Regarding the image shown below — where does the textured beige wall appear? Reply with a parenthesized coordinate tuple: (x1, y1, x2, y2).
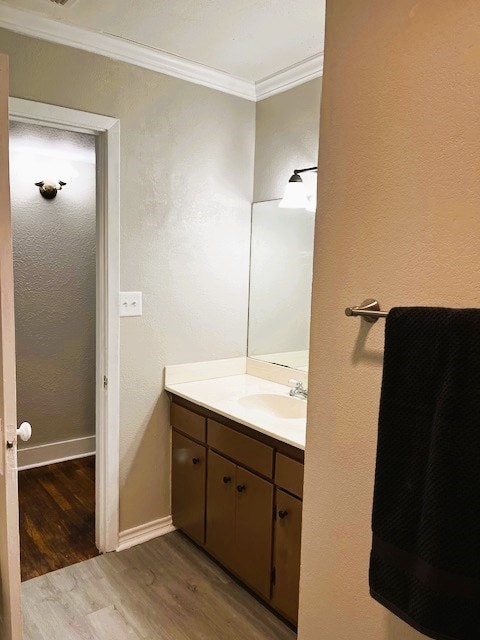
(10, 122, 96, 449)
(299, 1, 480, 639)
(0, 29, 255, 531)
(253, 78, 322, 202)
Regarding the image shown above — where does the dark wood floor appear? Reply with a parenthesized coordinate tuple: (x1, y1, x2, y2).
(18, 456, 99, 582)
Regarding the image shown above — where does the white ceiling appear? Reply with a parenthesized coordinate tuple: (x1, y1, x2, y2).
(2, 0, 325, 81)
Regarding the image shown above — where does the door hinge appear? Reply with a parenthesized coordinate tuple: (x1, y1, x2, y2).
(271, 566, 276, 586)
(103, 375, 108, 389)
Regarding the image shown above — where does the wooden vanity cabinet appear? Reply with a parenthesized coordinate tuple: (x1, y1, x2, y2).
(275, 453, 304, 499)
(172, 430, 206, 545)
(171, 403, 206, 441)
(206, 451, 274, 599)
(272, 489, 303, 623)
(234, 466, 274, 599)
(206, 450, 236, 567)
(170, 398, 304, 625)
(208, 419, 274, 478)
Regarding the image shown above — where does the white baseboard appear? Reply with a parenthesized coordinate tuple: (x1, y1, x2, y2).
(117, 516, 176, 552)
(17, 435, 96, 471)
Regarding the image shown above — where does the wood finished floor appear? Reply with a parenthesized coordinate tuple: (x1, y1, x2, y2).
(22, 531, 297, 640)
(19, 456, 99, 582)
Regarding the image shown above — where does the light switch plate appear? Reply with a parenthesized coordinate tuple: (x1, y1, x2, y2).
(120, 292, 143, 317)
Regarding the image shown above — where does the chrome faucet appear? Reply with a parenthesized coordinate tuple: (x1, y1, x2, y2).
(288, 379, 308, 400)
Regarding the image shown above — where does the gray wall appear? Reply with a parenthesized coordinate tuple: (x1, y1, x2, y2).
(254, 78, 322, 202)
(1, 28, 255, 532)
(10, 122, 96, 449)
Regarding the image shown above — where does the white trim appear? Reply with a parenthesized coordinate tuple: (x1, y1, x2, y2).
(253, 350, 309, 370)
(0, 3, 322, 101)
(165, 357, 246, 386)
(165, 356, 308, 387)
(117, 516, 176, 552)
(0, 4, 255, 101)
(246, 357, 308, 386)
(8, 98, 121, 554)
(255, 53, 324, 101)
(9, 97, 118, 133)
(95, 117, 120, 555)
(17, 436, 95, 471)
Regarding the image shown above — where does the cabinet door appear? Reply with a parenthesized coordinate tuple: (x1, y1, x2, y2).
(234, 466, 274, 599)
(271, 489, 303, 624)
(205, 450, 236, 567)
(172, 431, 206, 544)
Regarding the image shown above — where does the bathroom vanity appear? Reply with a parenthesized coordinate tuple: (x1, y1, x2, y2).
(167, 373, 305, 626)
(166, 196, 313, 627)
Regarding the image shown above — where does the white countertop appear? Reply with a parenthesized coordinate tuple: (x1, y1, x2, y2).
(165, 374, 306, 450)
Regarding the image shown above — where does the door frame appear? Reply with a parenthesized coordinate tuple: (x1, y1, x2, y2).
(8, 98, 120, 553)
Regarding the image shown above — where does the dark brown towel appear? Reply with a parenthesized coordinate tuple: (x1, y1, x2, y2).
(370, 307, 480, 640)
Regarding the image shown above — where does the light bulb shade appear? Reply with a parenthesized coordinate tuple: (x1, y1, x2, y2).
(279, 174, 309, 209)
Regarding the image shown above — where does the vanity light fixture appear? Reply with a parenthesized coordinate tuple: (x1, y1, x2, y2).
(279, 166, 318, 210)
(34, 180, 67, 200)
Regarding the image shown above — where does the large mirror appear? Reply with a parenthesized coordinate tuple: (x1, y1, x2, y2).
(247, 200, 315, 372)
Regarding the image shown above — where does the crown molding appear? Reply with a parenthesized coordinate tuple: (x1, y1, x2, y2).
(255, 53, 324, 101)
(0, 3, 322, 102)
(0, 3, 256, 101)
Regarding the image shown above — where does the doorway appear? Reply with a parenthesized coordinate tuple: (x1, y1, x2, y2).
(8, 98, 121, 561)
(9, 121, 98, 580)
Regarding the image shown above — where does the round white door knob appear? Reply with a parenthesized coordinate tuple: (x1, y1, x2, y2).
(17, 422, 32, 442)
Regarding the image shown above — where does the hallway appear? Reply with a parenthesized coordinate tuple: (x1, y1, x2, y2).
(19, 457, 98, 581)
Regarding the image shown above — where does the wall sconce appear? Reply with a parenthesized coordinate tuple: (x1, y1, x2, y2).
(279, 166, 318, 211)
(34, 180, 67, 200)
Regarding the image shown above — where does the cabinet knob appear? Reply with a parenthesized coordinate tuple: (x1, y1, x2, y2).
(192, 457, 201, 465)
(236, 484, 246, 493)
(278, 510, 288, 519)
(223, 476, 232, 484)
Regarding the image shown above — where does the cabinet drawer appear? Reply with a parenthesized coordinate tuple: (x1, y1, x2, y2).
(275, 453, 304, 499)
(171, 403, 206, 442)
(208, 419, 274, 478)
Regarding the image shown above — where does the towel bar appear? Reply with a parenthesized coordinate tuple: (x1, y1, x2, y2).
(345, 299, 389, 323)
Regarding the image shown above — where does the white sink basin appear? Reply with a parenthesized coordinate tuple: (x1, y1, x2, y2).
(238, 393, 307, 420)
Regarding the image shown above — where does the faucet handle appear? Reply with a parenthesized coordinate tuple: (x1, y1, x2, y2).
(288, 379, 308, 398)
